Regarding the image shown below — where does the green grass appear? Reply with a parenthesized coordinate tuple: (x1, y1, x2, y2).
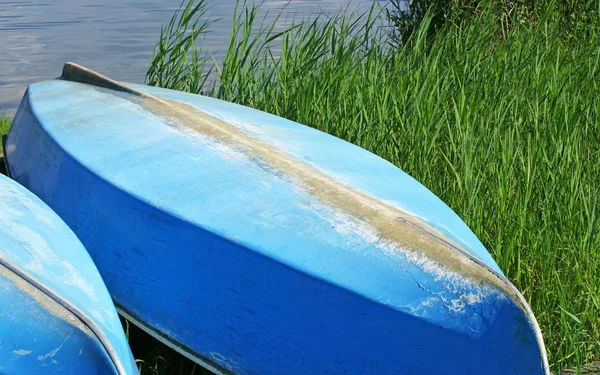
(122, 319, 211, 375)
(0, 116, 10, 154)
(0, 115, 10, 166)
(0, 116, 9, 132)
(146, 1, 599, 373)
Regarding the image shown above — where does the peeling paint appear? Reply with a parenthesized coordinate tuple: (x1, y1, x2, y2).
(210, 352, 241, 373)
(12, 349, 32, 356)
(37, 336, 69, 361)
(0, 218, 98, 302)
(0, 262, 94, 338)
(0, 182, 98, 303)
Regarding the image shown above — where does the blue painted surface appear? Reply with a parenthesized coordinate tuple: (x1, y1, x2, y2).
(130, 83, 501, 274)
(0, 173, 137, 374)
(0, 262, 116, 374)
(5, 77, 549, 374)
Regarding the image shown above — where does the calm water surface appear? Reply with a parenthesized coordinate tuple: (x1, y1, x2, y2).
(0, 0, 381, 114)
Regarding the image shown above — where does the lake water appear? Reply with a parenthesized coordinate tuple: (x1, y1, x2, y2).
(0, 0, 384, 115)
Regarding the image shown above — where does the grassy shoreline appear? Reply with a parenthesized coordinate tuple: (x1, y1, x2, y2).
(0, 116, 10, 161)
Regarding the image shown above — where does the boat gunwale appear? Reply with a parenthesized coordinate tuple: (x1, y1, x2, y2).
(117, 305, 232, 375)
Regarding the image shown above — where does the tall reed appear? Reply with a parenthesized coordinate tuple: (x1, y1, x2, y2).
(146, 1, 600, 372)
(0, 116, 10, 154)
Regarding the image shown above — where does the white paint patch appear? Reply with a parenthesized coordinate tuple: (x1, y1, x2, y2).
(300, 200, 382, 250)
(210, 352, 241, 372)
(0, 180, 99, 302)
(14, 225, 97, 301)
(301, 198, 505, 315)
(37, 336, 69, 361)
(0, 183, 27, 219)
(419, 297, 437, 308)
(442, 293, 485, 313)
(178, 125, 250, 164)
(90, 307, 117, 330)
(196, 110, 263, 138)
(90, 310, 106, 326)
(5, 144, 16, 155)
(17, 196, 57, 229)
(402, 246, 505, 311)
(13, 349, 32, 356)
(461, 293, 482, 305)
(408, 297, 439, 316)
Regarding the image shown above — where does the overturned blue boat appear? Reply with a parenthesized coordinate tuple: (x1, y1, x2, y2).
(4, 63, 550, 375)
(0, 172, 137, 374)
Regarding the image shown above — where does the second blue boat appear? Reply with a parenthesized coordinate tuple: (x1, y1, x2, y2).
(0, 172, 137, 374)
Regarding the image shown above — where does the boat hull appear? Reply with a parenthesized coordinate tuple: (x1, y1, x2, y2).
(0, 261, 116, 374)
(4, 65, 549, 375)
(0, 173, 137, 374)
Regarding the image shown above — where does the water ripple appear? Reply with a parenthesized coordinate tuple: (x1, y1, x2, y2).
(0, 0, 380, 115)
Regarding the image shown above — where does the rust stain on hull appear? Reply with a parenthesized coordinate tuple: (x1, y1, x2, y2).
(60, 63, 521, 306)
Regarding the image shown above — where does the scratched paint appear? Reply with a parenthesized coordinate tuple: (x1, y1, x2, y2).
(0, 175, 101, 315)
(0, 262, 116, 373)
(0, 173, 137, 374)
(0, 259, 94, 338)
(4, 64, 549, 374)
(132, 83, 501, 274)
